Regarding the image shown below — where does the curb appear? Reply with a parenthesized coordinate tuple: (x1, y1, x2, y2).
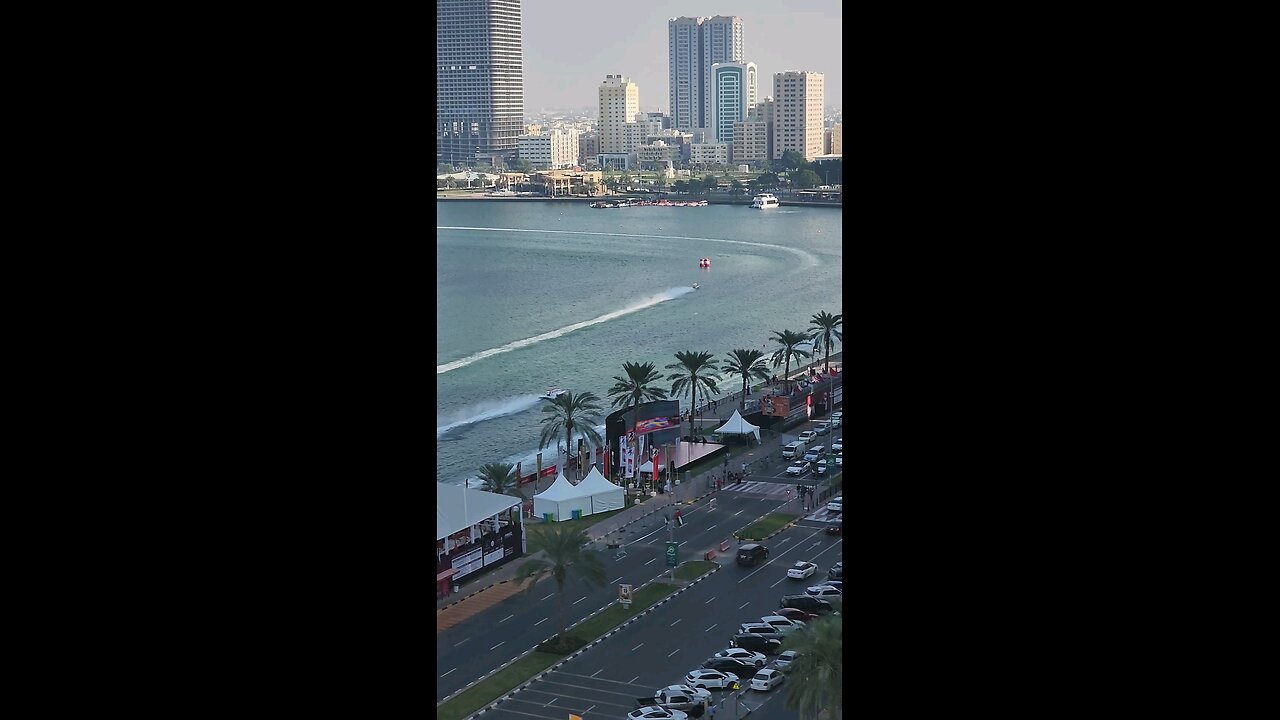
(437, 578, 514, 613)
(586, 489, 718, 545)
(464, 562, 722, 720)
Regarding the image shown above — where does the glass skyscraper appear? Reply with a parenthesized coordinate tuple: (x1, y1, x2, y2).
(667, 15, 743, 133)
(437, 0, 524, 166)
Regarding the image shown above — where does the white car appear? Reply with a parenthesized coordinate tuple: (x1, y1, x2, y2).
(831, 437, 843, 451)
(797, 430, 817, 444)
(805, 585, 842, 598)
(786, 460, 811, 476)
(816, 460, 828, 475)
(830, 412, 842, 428)
(759, 615, 807, 635)
(826, 497, 842, 512)
(749, 668, 786, 691)
(684, 670, 739, 690)
(713, 648, 766, 667)
(787, 561, 818, 579)
(834, 454, 842, 467)
(775, 650, 799, 671)
(658, 685, 712, 702)
(630, 707, 689, 720)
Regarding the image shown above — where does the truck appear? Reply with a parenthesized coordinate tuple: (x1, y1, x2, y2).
(635, 687, 709, 715)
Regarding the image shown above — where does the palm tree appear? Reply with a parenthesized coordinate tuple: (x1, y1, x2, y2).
(769, 329, 812, 390)
(783, 614, 843, 719)
(513, 523, 607, 650)
(722, 349, 771, 410)
(666, 351, 721, 435)
(538, 391, 604, 474)
(476, 462, 518, 496)
(607, 361, 669, 409)
(808, 311, 843, 373)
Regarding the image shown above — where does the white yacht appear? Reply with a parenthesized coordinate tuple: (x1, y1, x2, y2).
(751, 193, 780, 209)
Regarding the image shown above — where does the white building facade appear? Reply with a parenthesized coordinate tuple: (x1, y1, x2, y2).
(772, 71, 825, 161)
(689, 143, 729, 166)
(599, 74, 640, 154)
(517, 128, 580, 169)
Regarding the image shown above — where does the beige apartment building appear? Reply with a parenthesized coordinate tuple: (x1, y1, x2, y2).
(831, 122, 842, 154)
(517, 128, 580, 169)
(599, 74, 640, 154)
(732, 119, 770, 164)
(772, 71, 824, 161)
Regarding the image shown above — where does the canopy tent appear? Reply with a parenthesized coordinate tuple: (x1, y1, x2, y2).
(575, 466, 625, 514)
(437, 482, 522, 541)
(532, 472, 591, 521)
(713, 409, 762, 442)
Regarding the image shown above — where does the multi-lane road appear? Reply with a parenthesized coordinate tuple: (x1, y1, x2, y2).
(438, 418, 844, 709)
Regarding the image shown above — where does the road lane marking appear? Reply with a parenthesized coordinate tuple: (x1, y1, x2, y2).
(591, 669, 603, 677)
(441, 668, 456, 677)
(645, 558, 656, 565)
(586, 706, 596, 714)
(573, 597, 587, 605)
(705, 596, 716, 604)
(738, 528, 825, 583)
(739, 601, 749, 609)
(770, 577, 786, 587)
(500, 614, 515, 623)
(612, 577, 623, 584)
(810, 541, 822, 548)
(632, 643, 644, 651)
(668, 649, 680, 657)
(671, 619, 682, 626)
(534, 617, 548, 626)
(708, 524, 717, 530)
(454, 638, 469, 646)
(777, 538, 791, 545)
(490, 641, 505, 650)
(706, 623, 717, 632)
(630, 676, 641, 684)
(733, 510, 744, 516)
(541, 593, 555, 601)
(546, 698, 557, 707)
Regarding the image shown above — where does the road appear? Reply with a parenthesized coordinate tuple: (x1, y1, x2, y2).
(437, 417, 844, 703)
(471, 517, 843, 720)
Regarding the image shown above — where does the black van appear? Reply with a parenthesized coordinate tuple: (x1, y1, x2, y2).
(730, 634, 783, 655)
(736, 543, 769, 566)
(779, 594, 834, 614)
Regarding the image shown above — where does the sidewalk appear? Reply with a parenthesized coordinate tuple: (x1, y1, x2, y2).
(436, 351, 843, 614)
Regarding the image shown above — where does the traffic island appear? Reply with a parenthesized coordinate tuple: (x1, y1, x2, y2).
(739, 512, 800, 540)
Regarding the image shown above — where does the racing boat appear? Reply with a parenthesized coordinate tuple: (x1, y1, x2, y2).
(691, 283, 700, 290)
(543, 388, 567, 399)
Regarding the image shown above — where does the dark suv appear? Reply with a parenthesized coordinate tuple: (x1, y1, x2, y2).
(701, 656, 758, 673)
(828, 562, 843, 581)
(730, 634, 783, 655)
(736, 543, 769, 567)
(780, 594, 834, 614)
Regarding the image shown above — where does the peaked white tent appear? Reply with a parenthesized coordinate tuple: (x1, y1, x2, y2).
(576, 466, 625, 514)
(714, 409, 762, 442)
(532, 471, 590, 521)
(436, 482, 522, 541)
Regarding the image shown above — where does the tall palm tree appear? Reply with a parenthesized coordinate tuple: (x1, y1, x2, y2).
(538, 391, 604, 473)
(607, 361, 669, 409)
(783, 614, 843, 719)
(476, 462, 518, 496)
(666, 350, 721, 435)
(769, 329, 812, 390)
(722, 349, 771, 410)
(513, 524, 607, 650)
(808, 311, 843, 373)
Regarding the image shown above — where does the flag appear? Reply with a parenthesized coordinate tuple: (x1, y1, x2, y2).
(537, 452, 542, 478)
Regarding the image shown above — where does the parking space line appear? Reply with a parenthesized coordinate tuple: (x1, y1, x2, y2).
(541, 593, 555, 601)
(441, 667, 456, 677)
(705, 623, 717, 632)
(645, 558, 656, 565)
(704, 596, 716, 604)
(739, 601, 750, 609)
(500, 614, 515, 623)
(611, 577, 623, 584)
(490, 641, 505, 650)
(630, 675, 641, 684)
(631, 643, 644, 651)
(573, 597, 587, 605)
(668, 649, 680, 657)
(592, 669, 603, 677)
(671, 619, 681, 626)
(534, 617, 548, 626)
(454, 638, 469, 646)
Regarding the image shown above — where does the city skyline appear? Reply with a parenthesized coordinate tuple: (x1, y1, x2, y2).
(521, 1, 842, 115)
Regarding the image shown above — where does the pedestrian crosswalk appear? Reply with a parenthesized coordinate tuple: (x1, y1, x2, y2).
(721, 480, 794, 499)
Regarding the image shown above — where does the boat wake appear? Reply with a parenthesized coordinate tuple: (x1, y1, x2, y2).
(437, 287, 696, 374)
(437, 394, 544, 435)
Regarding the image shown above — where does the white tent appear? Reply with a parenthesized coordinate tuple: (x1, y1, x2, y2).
(576, 466, 625, 514)
(714, 409, 762, 442)
(532, 472, 591, 521)
(436, 482, 522, 541)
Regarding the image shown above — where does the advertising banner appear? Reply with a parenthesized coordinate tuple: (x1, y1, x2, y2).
(540, 465, 557, 478)
(762, 395, 790, 417)
(634, 415, 676, 435)
(452, 547, 484, 578)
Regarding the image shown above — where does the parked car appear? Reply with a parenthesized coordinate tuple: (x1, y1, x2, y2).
(805, 585, 842, 598)
(803, 446, 825, 462)
(714, 648, 766, 667)
(831, 436, 843, 451)
(737, 623, 784, 640)
(828, 562, 843, 581)
(759, 615, 807, 635)
(826, 496, 842, 513)
(702, 656, 759, 673)
(684, 670, 739, 690)
(775, 650, 799, 671)
(813, 421, 831, 436)
(629, 707, 688, 720)
(786, 460, 811, 476)
(774, 607, 818, 622)
(829, 412, 842, 428)
(729, 634, 783, 655)
(797, 430, 817, 444)
(816, 459, 828, 475)
(749, 668, 786, 691)
(787, 561, 818, 579)
(834, 453, 842, 467)
(780, 594, 835, 614)
(818, 580, 842, 590)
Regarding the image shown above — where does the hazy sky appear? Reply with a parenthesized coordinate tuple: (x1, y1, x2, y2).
(520, 1, 842, 115)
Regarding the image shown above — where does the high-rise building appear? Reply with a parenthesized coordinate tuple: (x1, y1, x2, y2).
(578, 133, 599, 167)
(709, 61, 757, 150)
(598, 74, 640, 154)
(668, 15, 744, 133)
(517, 128, 580, 169)
(772, 72, 824, 161)
(831, 122, 843, 154)
(437, 0, 524, 166)
(732, 119, 770, 165)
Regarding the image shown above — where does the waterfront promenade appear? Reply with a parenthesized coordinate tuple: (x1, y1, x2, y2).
(436, 351, 842, 613)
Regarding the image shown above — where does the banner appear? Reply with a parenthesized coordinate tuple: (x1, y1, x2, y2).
(536, 452, 542, 478)
(578, 438, 586, 474)
(624, 432, 636, 479)
(539, 465, 557, 478)
(762, 395, 790, 417)
(634, 415, 676, 435)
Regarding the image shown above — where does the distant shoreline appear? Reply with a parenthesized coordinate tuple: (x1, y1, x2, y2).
(435, 193, 842, 208)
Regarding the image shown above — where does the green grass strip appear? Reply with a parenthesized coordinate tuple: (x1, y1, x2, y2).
(739, 512, 800, 540)
(569, 581, 677, 639)
(436, 651, 562, 720)
(673, 560, 718, 581)
(525, 509, 626, 554)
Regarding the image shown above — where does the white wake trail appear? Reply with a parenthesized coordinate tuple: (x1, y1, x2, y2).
(437, 394, 544, 435)
(437, 287, 695, 375)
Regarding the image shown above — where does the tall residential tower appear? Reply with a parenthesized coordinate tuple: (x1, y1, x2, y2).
(437, 0, 524, 166)
(667, 15, 744, 133)
(598, 74, 640, 154)
(772, 72, 824, 161)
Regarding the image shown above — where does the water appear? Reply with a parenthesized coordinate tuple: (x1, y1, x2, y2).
(437, 200, 842, 486)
